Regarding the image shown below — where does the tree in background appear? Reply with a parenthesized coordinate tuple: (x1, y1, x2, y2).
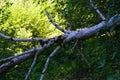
(0, 0, 120, 80)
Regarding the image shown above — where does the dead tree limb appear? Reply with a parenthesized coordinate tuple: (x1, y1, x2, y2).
(0, 13, 120, 73)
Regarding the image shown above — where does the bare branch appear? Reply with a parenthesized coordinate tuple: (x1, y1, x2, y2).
(40, 46, 60, 80)
(0, 46, 39, 73)
(0, 33, 11, 39)
(0, 33, 45, 42)
(0, 36, 59, 72)
(24, 52, 38, 80)
(90, 0, 106, 21)
(45, 10, 67, 33)
(76, 45, 90, 67)
(12, 38, 45, 42)
(0, 56, 15, 63)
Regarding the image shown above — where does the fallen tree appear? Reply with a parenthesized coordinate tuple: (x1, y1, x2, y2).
(0, 0, 120, 80)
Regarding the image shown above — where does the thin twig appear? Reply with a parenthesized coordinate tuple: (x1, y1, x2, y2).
(24, 52, 38, 80)
(40, 46, 60, 80)
(71, 40, 78, 51)
(90, 0, 106, 21)
(76, 45, 90, 67)
(45, 10, 66, 33)
(0, 33, 45, 42)
(71, 40, 90, 67)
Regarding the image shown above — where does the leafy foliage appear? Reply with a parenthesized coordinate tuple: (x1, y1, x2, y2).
(0, 0, 66, 38)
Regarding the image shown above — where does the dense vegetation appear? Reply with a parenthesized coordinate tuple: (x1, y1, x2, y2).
(0, 0, 120, 80)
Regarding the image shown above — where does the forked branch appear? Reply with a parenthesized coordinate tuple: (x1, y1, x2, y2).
(0, 13, 120, 74)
